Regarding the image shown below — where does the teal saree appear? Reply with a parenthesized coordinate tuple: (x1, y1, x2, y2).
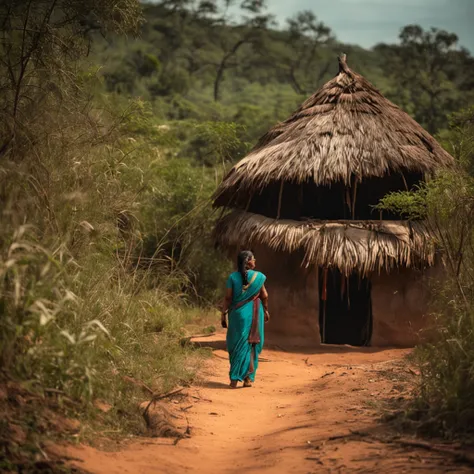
(225, 270, 266, 382)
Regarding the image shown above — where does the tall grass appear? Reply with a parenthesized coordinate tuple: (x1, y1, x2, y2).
(413, 172, 474, 437)
(0, 95, 211, 405)
(0, 2, 226, 454)
(377, 109, 474, 437)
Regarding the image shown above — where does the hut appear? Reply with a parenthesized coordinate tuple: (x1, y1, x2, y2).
(212, 55, 454, 347)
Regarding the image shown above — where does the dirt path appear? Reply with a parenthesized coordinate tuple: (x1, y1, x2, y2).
(62, 332, 473, 473)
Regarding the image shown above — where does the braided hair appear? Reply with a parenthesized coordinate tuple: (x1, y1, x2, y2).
(237, 250, 254, 286)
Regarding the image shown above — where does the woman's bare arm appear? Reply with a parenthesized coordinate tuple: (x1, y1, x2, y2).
(260, 284, 270, 322)
(221, 287, 233, 327)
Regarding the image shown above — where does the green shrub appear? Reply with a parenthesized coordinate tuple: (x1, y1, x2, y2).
(0, 2, 220, 449)
(377, 110, 474, 437)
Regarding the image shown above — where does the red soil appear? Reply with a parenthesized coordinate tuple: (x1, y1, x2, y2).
(60, 332, 473, 473)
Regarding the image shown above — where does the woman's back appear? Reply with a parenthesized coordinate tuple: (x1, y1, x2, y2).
(226, 270, 257, 296)
(226, 270, 267, 303)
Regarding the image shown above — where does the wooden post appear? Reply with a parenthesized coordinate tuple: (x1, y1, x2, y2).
(345, 187, 351, 216)
(342, 187, 347, 219)
(245, 193, 253, 212)
(321, 267, 328, 344)
(347, 272, 351, 309)
(351, 176, 358, 220)
(401, 172, 409, 191)
(322, 303, 326, 344)
(276, 180, 284, 219)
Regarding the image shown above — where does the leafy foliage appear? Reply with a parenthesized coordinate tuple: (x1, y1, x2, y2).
(93, 4, 474, 145)
(375, 189, 428, 220)
(377, 109, 474, 437)
(0, 2, 217, 464)
(438, 106, 474, 176)
(375, 26, 474, 133)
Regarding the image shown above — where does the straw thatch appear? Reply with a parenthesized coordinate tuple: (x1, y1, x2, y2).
(215, 211, 435, 276)
(213, 55, 451, 275)
(213, 54, 453, 206)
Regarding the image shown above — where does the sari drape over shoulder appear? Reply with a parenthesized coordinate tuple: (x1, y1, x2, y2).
(226, 270, 266, 382)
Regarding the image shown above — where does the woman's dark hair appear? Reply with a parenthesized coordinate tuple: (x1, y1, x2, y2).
(237, 250, 254, 286)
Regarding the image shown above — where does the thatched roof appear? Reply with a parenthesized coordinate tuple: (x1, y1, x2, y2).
(213, 55, 451, 274)
(213, 54, 453, 206)
(215, 211, 435, 276)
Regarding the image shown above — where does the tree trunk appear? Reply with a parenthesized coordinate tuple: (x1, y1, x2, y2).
(213, 61, 226, 102)
(288, 66, 305, 95)
(213, 38, 248, 102)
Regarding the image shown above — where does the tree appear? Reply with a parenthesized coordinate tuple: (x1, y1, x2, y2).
(281, 11, 334, 95)
(375, 25, 474, 134)
(0, 0, 143, 159)
(211, 0, 275, 101)
(141, 0, 221, 91)
(438, 107, 474, 177)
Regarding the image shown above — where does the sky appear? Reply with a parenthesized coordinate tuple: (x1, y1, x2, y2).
(255, 0, 474, 52)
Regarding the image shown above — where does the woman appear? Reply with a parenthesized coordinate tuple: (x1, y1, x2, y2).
(221, 250, 270, 388)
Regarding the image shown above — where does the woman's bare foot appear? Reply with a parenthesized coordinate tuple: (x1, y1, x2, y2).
(230, 380, 238, 389)
(243, 377, 252, 388)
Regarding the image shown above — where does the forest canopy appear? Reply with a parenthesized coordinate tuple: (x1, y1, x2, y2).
(95, 0, 474, 139)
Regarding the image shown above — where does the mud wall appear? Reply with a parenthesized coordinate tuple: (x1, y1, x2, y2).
(371, 268, 434, 347)
(252, 246, 437, 347)
(252, 245, 321, 345)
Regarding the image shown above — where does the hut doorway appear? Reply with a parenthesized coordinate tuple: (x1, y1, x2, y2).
(319, 268, 373, 346)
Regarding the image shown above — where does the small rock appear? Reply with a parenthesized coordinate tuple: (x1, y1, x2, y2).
(62, 418, 81, 433)
(9, 424, 27, 444)
(94, 400, 112, 413)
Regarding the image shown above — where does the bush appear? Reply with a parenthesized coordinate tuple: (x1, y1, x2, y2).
(377, 109, 474, 437)
(0, 1, 220, 451)
(413, 171, 474, 436)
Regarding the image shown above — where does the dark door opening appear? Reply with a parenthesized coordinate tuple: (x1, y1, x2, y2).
(319, 268, 373, 346)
